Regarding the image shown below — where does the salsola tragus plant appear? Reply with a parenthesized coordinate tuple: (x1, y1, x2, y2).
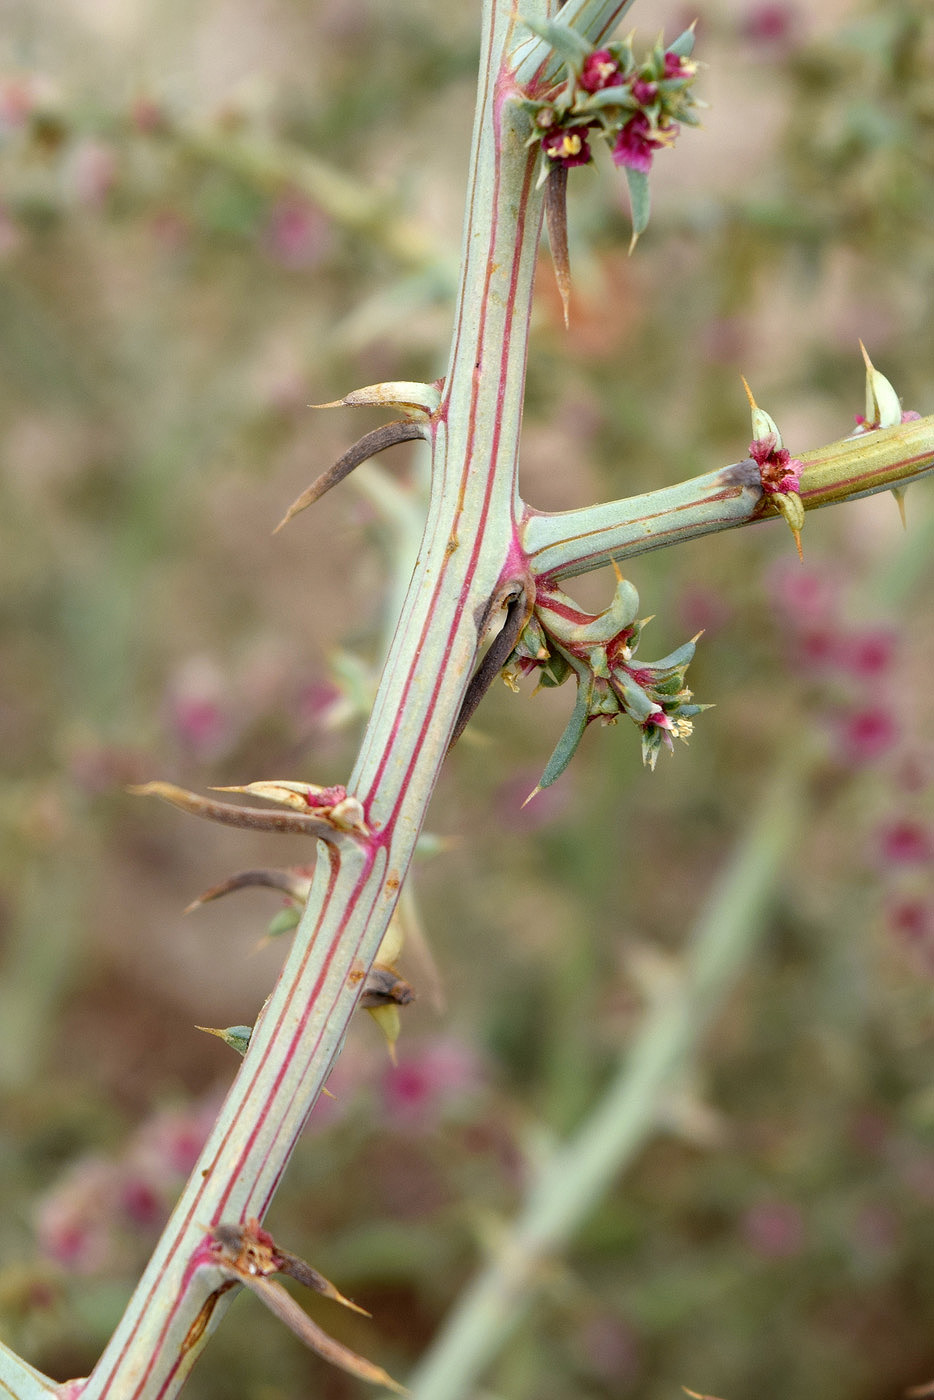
(3, 1, 934, 1397)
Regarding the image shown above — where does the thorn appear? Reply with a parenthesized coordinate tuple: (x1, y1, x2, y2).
(740, 374, 757, 410)
(858, 337, 872, 371)
(522, 785, 541, 809)
(892, 485, 908, 529)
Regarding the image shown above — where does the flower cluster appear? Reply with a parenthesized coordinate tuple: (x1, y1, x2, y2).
(749, 432, 801, 497)
(522, 25, 700, 237)
(504, 570, 707, 791)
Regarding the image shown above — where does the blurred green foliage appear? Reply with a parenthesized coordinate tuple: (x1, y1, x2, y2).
(1, 0, 933, 1397)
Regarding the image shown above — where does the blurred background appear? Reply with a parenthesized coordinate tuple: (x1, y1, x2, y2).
(1, 0, 933, 1396)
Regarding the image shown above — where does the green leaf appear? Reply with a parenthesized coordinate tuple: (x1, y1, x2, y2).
(520, 15, 593, 69)
(615, 671, 657, 722)
(640, 639, 697, 672)
(266, 905, 302, 939)
(581, 85, 639, 112)
(535, 669, 593, 793)
(624, 166, 651, 247)
(667, 26, 697, 58)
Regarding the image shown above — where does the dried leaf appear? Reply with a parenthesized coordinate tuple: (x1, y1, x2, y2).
(185, 867, 313, 913)
(240, 1274, 408, 1394)
(129, 782, 353, 840)
(544, 164, 571, 328)
(273, 422, 424, 532)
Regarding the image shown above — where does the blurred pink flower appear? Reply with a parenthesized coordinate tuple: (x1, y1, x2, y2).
(834, 705, 900, 764)
(576, 1314, 641, 1384)
(677, 584, 733, 639)
(68, 140, 118, 207)
(741, 1200, 806, 1258)
(382, 1037, 484, 1129)
(836, 629, 897, 678)
(164, 656, 233, 759)
(742, 4, 797, 47)
(887, 896, 934, 952)
(766, 559, 839, 625)
(35, 1157, 122, 1275)
(36, 1095, 221, 1275)
(263, 194, 330, 269)
(877, 818, 933, 866)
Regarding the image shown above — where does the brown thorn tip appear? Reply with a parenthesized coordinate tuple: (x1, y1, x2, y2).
(740, 374, 756, 409)
(858, 338, 872, 369)
(521, 786, 541, 809)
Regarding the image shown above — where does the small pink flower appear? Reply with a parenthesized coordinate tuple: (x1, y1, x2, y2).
(742, 4, 796, 46)
(611, 114, 671, 173)
(749, 434, 801, 495)
(382, 1038, 483, 1129)
(888, 896, 934, 945)
(35, 1158, 122, 1275)
(68, 140, 118, 207)
(878, 819, 933, 866)
(579, 50, 623, 93)
(631, 78, 657, 105)
(741, 1200, 806, 1258)
(663, 51, 692, 78)
(542, 126, 593, 168)
(835, 705, 900, 764)
(794, 626, 840, 671)
(165, 656, 232, 759)
(836, 628, 896, 678)
(766, 559, 839, 624)
(263, 194, 330, 269)
(119, 1175, 164, 1229)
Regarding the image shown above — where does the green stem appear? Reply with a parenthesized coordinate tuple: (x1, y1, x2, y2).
(408, 753, 807, 1400)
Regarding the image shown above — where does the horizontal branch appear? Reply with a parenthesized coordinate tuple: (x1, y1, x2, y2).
(522, 413, 934, 581)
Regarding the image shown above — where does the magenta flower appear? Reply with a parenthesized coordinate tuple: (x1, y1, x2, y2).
(749, 433, 802, 494)
(835, 705, 900, 764)
(837, 628, 897, 678)
(877, 818, 933, 866)
(631, 78, 658, 105)
(741, 1200, 806, 1259)
(611, 114, 674, 173)
(888, 897, 934, 951)
(663, 51, 692, 79)
(579, 49, 623, 93)
(542, 126, 593, 168)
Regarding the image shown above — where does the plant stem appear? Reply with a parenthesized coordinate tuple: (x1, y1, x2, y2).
(408, 752, 808, 1400)
(78, 2, 544, 1395)
(524, 417, 934, 582)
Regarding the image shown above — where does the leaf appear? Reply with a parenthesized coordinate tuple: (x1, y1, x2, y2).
(624, 166, 651, 248)
(544, 165, 571, 328)
(519, 15, 592, 68)
(581, 85, 639, 112)
(128, 782, 343, 838)
(667, 26, 697, 58)
(527, 666, 593, 799)
(238, 1274, 408, 1394)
